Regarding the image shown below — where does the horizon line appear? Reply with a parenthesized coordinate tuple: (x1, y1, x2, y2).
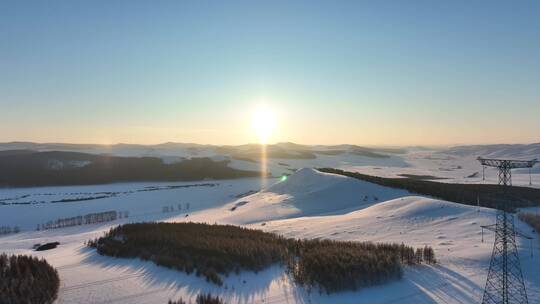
(1, 140, 539, 149)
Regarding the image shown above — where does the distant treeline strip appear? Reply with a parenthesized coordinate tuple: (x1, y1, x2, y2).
(318, 168, 540, 211)
(169, 293, 224, 304)
(0, 225, 20, 235)
(37, 210, 125, 230)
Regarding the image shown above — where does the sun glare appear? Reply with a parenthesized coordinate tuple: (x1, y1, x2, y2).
(252, 106, 276, 144)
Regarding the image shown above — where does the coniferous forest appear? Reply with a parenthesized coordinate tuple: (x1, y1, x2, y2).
(88, 222, 291, 286)
(88, 222, 435, 293)
(0, 254, 60, 304)
(319, 168, 540, 211)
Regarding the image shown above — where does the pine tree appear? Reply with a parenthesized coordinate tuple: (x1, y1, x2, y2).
(415, 247, 424, 264)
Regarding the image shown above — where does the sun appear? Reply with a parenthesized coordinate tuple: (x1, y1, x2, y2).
(251, 106, 276, 144)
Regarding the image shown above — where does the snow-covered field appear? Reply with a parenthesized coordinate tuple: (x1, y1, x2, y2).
(1, 143, 540, 303)
(1, 166, 540, 304)
(341, 149, 540, 189)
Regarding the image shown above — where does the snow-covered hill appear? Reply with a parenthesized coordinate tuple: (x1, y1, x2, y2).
(187, 168, 409, 224)
(250, 197, 540, 303)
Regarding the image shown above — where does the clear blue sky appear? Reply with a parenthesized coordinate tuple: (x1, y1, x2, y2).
(1, 1, 539, 145)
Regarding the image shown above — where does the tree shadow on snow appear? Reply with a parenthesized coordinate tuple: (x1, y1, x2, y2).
(401, 264, 483, 303)
(74, 246, 484, 304)
(301, 264, 483, 304)
(76, 246, 312, 304)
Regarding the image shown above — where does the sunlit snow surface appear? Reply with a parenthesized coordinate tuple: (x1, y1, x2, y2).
(1, 148, 540, 303)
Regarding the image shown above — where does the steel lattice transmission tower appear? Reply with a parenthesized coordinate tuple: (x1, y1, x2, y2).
(481, 212, 530, 304)
(478, 157, 538, 304)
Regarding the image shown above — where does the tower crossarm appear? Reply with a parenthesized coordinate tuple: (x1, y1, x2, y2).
(477, 157, 538, 169)
(481, 224, 497, 233)
(481, 224, 532, 239)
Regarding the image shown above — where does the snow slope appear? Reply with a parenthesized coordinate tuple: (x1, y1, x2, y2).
(186, 168, 409, 225)
(252, 197, 540, 303)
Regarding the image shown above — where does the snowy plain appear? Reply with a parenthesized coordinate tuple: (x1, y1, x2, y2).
(1, 145, 540, 303)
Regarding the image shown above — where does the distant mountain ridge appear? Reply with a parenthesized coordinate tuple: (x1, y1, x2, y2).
(0, 142, 412, 187)
(0, 142, 405, 160)
(442, 143, 540, 159)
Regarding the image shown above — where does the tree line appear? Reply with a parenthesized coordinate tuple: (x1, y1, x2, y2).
(0, 226, 20, 235)
(88, 222, 435, 293)
(318, 168, 540, 211)
(37, 210, 124, 231)
(168, 293, 224, 304)
(289, 239, 435, 293)
(162, 203, 190, 213)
